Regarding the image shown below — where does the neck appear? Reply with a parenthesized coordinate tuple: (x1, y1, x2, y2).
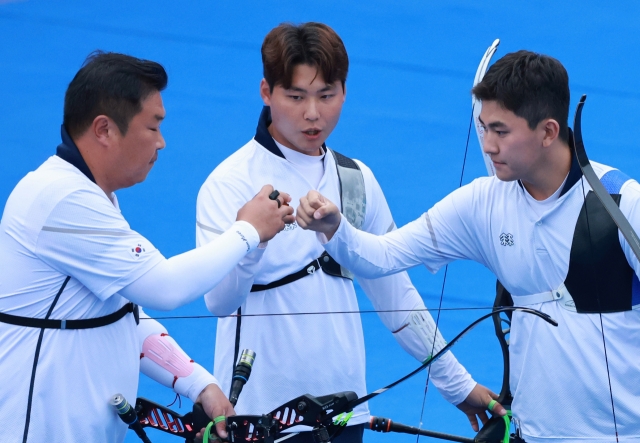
(521, 140, 572, 200)
(75, 137, 117, 196)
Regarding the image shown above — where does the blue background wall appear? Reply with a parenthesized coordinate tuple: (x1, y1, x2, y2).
(1, 1, 639, 441)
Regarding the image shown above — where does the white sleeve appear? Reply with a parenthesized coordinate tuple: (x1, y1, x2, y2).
(119, 221, 260, 311)
(136, 309, 218, 402)
(320, 183, 485, 279)
(196, 175, 262, 316)
(355, 164, 475, 405)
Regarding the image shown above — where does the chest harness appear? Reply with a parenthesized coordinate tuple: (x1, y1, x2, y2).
(250, 149, 366, 292)
(231, 108, 368, 374)
(0, 126, 140, 331)
(510, 168, 640, 313)
(1, 127, 140, 443)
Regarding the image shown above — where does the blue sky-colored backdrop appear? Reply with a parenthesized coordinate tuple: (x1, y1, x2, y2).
(1, 1, 639, 441)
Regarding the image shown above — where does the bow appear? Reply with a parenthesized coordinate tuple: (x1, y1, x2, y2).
(570, 94, 640, 442)
(415, 38, 502, 440)
(129, 307, 556, 443)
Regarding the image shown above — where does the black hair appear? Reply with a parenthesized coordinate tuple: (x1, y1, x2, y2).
(63, 51, 167, 138)
(472, 50, 570, 142)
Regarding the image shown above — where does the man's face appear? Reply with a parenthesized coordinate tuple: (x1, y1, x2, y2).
(260, 64, 345, 156)
(479, 100, 546, 183)
(112, 91, 166, 188)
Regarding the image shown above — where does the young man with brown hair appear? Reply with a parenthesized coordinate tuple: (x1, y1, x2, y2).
(197, 22, 500, 442)
(297, 50, 640, 442)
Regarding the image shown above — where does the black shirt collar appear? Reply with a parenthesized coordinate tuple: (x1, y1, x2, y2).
(56, 125, 96, 183)
(559, 129, 583, 197)
(516, 128, 582, 197)
(253, 106, 326, 157)
(254, 106, 286, 159)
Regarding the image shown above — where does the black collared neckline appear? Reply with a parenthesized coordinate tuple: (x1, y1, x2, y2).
(254, 106, 326, 157)
(559, 129, 583, 197)
(516, 129, 582, 197)
(56, 125, 96, 183)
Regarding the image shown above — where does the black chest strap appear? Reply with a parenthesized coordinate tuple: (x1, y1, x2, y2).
(0, 302, 139, 329)
(565, 169, 640, 313)
(250, 148, 365, 293)
(251, 251, 344, 292)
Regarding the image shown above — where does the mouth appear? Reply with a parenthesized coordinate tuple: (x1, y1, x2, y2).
(302, 128, 321, 138)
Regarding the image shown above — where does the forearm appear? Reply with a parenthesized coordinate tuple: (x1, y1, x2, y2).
(320, 217, 423, 279)
(137, 310, 218, 402)
(120, 221, 259, 311)
(204, 247, 265, 316)
(359, 273, 474, 404)
(429, 353, 476, 405)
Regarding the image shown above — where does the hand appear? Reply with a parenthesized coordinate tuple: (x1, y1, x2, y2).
(194, 383, 235, 441)
(296, 190, 342, 240)
(237, 185, 295, 242)
(455, 383, 506, 432)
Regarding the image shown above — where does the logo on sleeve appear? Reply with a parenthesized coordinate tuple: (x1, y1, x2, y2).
(499, 233, 514, 246)
(130, 243, 146, 258)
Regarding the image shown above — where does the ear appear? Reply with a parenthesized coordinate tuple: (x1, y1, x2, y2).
(259, 79, 272, 106)
(541, 118, 560, 148)
(90, 115, 117, 148)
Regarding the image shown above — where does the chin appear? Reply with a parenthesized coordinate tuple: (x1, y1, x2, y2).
(494, 171, 516, 182)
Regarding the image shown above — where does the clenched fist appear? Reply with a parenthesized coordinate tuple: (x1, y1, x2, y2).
(296, 190, 342, 240)
(237, 185, 295, 242)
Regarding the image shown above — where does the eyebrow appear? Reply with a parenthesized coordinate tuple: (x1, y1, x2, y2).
(287, 84, 335, 93)
(478, 116, 506, 129)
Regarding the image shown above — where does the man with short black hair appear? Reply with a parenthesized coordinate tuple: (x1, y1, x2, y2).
(298, 50, 640, 442)
(0, 51, 293, 443)
(197, 22, 499, 443)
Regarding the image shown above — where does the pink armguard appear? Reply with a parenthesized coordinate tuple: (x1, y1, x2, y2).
(141, 333, 194, 378)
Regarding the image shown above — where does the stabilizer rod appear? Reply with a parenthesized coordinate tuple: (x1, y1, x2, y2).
(370, 416, 475, 443)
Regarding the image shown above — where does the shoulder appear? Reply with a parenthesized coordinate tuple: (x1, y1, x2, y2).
(4, 157, 112, 220)
(2, 157, 125, 249)
(198, 140, 259, 196)
(432, 175, 517, 222)
(590, 160, 638, 195)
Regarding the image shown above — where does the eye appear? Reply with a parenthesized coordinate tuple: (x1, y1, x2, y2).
(321, 94, 335, 100)
(287, 95, 303, 101)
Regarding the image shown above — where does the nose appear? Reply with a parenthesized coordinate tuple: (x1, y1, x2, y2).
(304, 99, 319, 121)
(157, 131, 166, 150)
(481, 129, 497, 155)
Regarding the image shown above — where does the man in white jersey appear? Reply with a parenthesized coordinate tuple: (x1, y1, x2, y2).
(298, 50, 640, 442)
(197, 22, 502, 442)
(0, 51, 294, 443)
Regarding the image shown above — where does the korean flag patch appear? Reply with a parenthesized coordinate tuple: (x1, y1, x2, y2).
(130, 243, 146, 259)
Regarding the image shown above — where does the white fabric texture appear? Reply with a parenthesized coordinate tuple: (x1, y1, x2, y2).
(120, 220, 259, 310)
(0, 155, 219, 443)
(321, 161, 640, 442)
(196, 134, 475, 431)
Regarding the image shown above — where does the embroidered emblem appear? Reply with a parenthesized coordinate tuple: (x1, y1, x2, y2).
(499, 233, 514, 246)
(130, 243, 146, 258)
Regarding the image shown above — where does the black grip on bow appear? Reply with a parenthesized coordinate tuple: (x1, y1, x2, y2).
(134, 398, 208, 443)
(226, 391, 357, 443)
(492, 281, 514, 407)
